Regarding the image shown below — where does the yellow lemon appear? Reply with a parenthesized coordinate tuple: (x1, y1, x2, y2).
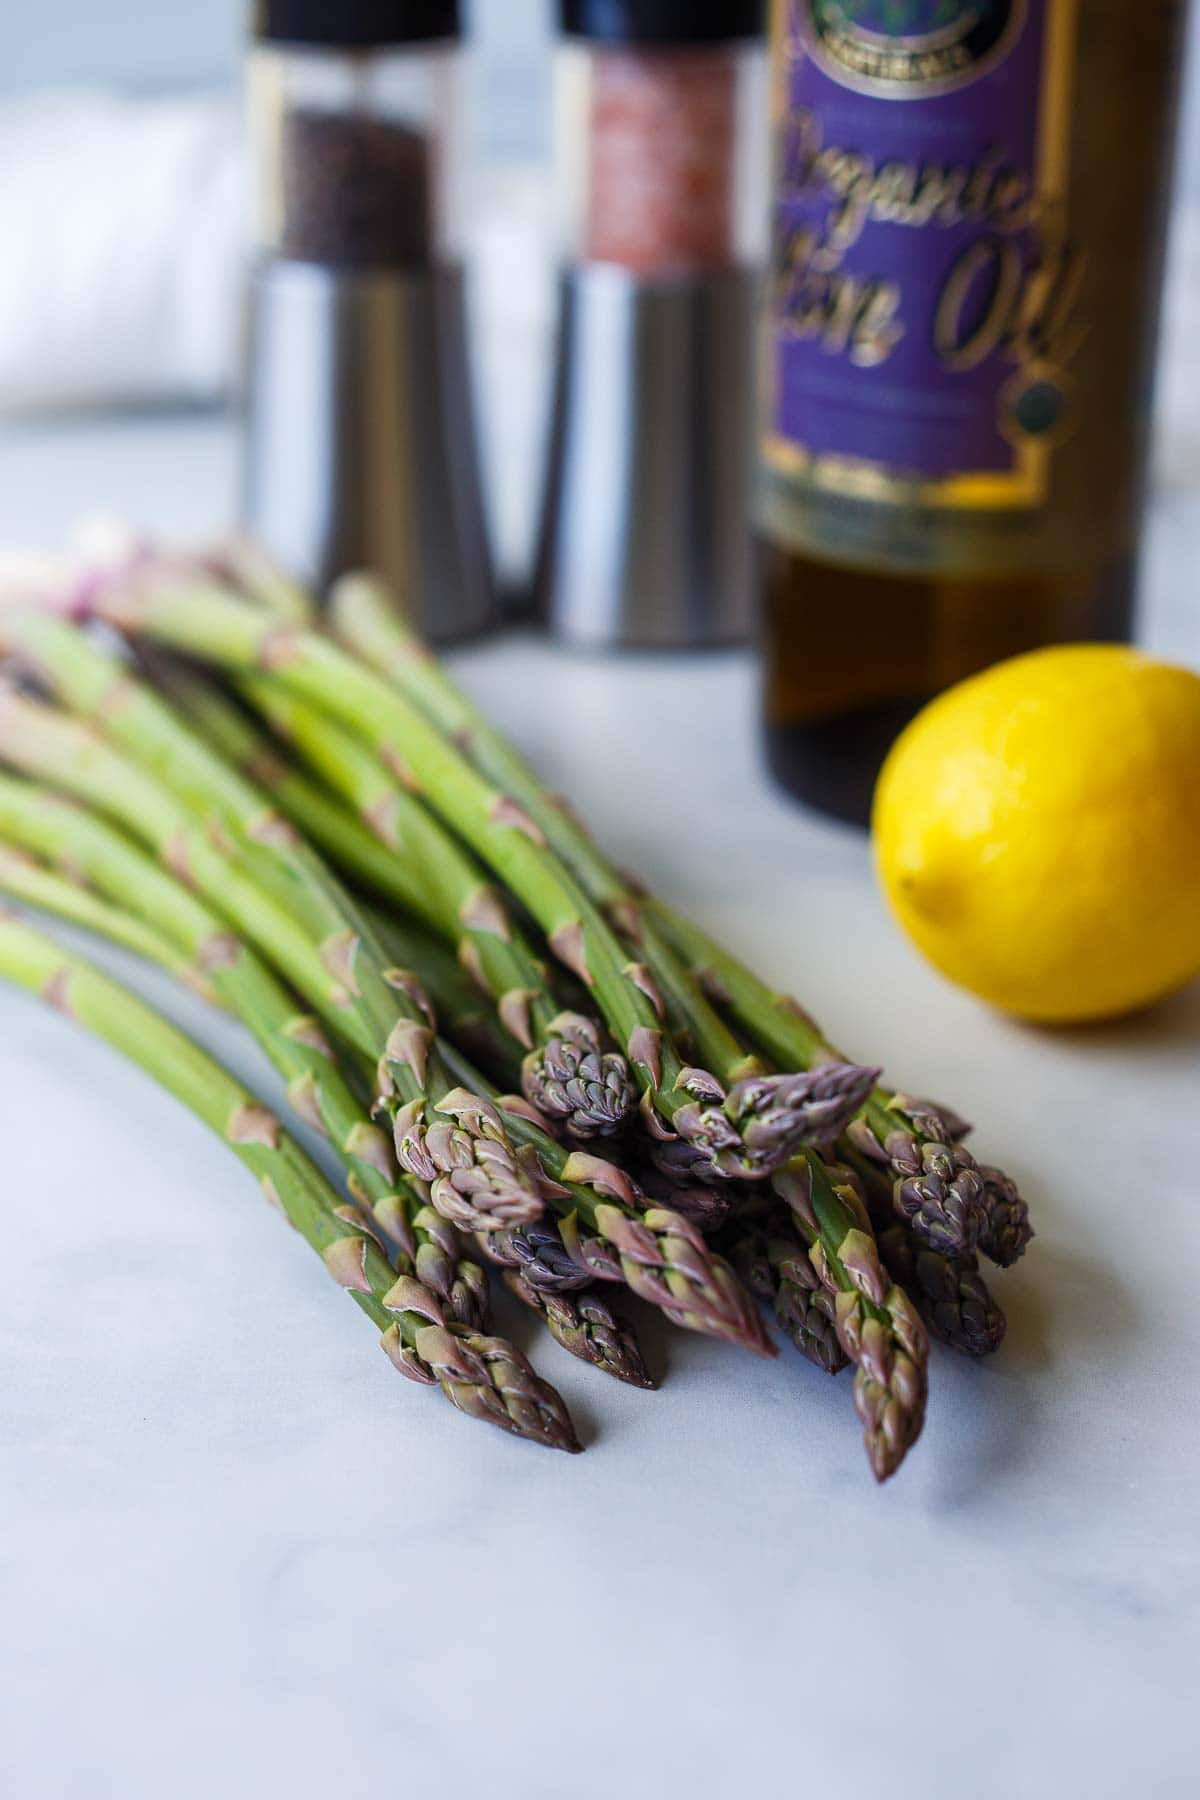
(872, 645, 1200, 1023)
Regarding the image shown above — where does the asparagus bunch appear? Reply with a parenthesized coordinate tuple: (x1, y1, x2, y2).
(0, 909, 580, 1451)
(0, 539, 1038, 1482)
(0, 682, 771, 1361)
(328, 575, 1031, 1267)
(19, 569, 875, 1187)
(345, 869, 928, 1475)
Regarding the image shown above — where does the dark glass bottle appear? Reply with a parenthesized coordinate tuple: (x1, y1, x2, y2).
(758, 0, 1189, 823)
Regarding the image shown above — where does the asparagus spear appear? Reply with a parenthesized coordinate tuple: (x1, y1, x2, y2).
(328, 575, 1028, 1264)
(772, 1154, 928, 1482)
(502, 1272, 654, 1389)
(172, 664, 638, 1138)
(24, 576, 868, 1185)
(0, 774, 492, 1332)
(0, 634, 543, 1236)
(0, 909, 580, 1451)
(333, 582, 881, 1183)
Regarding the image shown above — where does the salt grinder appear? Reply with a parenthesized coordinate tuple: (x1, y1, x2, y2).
(536, 1, 767, 647)
(244, 1, 494, 640)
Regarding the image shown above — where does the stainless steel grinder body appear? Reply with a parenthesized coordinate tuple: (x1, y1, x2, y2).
(244, 0, 494, 641)
(536, 263, 757, 648)
(244, 260, 494, 641)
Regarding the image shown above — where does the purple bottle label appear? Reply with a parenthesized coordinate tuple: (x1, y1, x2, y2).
(764, 0, 1083, 509)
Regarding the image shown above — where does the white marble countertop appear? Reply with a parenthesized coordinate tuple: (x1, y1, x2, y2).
(1, 415, 1198, 1800)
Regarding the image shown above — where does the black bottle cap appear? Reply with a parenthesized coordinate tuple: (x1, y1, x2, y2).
(560, 1, 765, 44)
(255, 1, 461, 47)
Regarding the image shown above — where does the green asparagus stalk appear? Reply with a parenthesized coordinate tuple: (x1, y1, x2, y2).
(335, 579, 882, 1183)
(0, 633, 544, 1236)
(502, 1271, 654, 1389)
(0, 839, 220, 1004)
(173, 664, 638, 1138)
(31, 574, 871, 1184)
(325, 590, 888, 1253)
(328, 574, 1029, 1264)
(0, 774, 492, 1331)
(772, 1154, 928, 1481)
(0, 909, 580, 1451)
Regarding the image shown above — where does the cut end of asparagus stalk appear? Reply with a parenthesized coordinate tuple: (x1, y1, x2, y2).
(520, 1012, 638, 1138)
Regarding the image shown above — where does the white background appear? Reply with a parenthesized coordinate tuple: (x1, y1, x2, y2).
(0, 5, 1198, 1797)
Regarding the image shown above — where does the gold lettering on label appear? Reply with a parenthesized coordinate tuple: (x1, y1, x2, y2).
(934, 237, 1024, 372)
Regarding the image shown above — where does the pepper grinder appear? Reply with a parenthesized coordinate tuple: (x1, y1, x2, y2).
(536, 1, 767, 648)
(244, 0, 495, 640)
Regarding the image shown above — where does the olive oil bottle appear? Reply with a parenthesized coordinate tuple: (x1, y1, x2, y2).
(758, 0, 1189, 822)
